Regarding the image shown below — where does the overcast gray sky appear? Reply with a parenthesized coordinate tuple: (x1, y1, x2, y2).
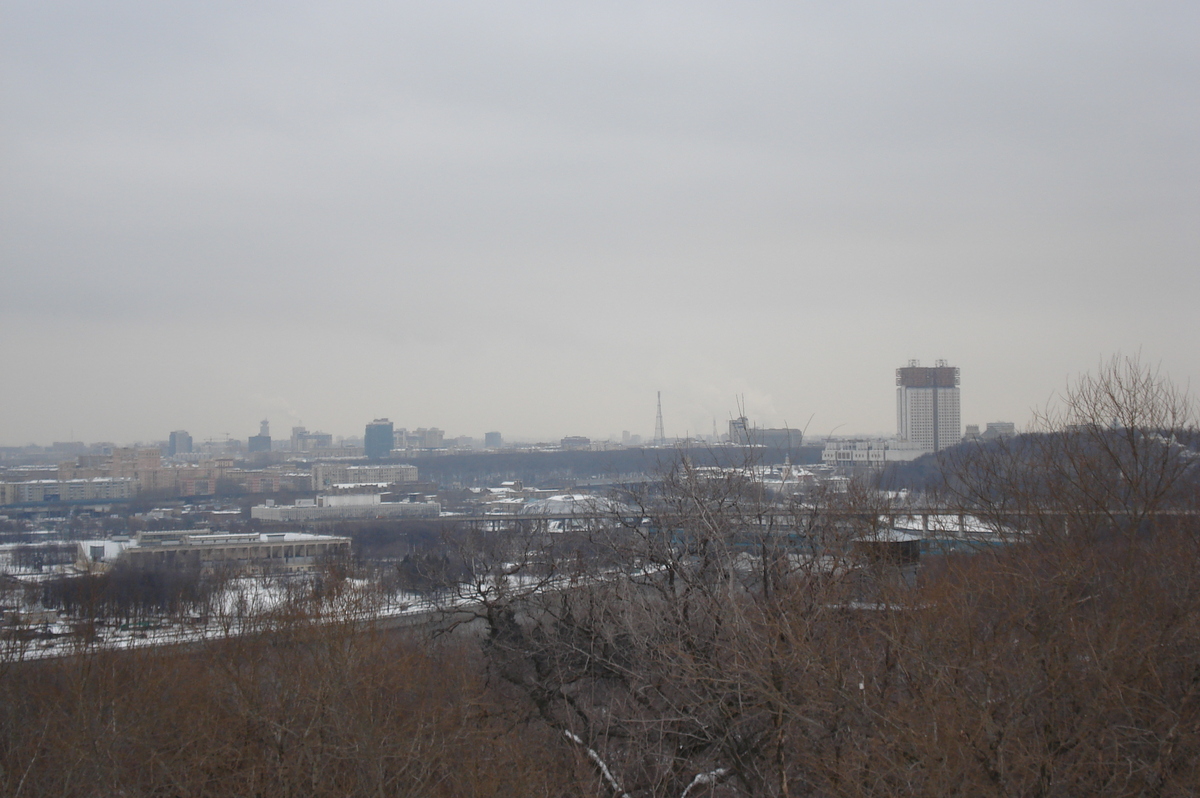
(2, 1, 1197, 446)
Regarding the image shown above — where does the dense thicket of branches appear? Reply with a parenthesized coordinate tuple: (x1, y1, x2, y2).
(430, 482, 1200, 795)
(0, 623, 585, 796)
(2, 356, 1198, 796)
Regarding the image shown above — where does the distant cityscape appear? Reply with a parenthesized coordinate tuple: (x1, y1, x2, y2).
(1, 360, 1014, 508)
(1, 355, 1191, 795)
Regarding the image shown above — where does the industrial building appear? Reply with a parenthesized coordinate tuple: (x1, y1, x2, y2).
(728, 418, 805, 448)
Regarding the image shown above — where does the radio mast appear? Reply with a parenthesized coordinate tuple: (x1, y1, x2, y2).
(653, 391, 667, 446)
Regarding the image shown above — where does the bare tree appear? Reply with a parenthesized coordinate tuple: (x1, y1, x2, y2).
(944, 353, 1199, 545)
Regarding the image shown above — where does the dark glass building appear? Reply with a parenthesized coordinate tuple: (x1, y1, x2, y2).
(168, 430, 192, 456)
(364, 419, 395, 460)
(248, 419, 272, 453)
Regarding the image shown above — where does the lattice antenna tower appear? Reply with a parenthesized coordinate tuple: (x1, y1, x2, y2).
(653, 391, 667, 446)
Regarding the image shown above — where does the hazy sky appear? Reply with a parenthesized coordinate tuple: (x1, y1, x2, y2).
(2, 1, 1198, 446)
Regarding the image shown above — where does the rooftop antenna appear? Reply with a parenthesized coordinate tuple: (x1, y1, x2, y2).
(654, 391, 667, 446)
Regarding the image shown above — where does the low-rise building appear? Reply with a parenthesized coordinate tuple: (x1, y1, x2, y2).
(77, 530, 351, 573)
(251, 493, 440, 521)
(821, 439, 927, 469)
(981, 422, 1016, 440)
(728, 418, 804, 448)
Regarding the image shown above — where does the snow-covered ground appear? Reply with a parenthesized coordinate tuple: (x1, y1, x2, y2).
(0, 574, 439, 662)
(0, 560, 648, 662)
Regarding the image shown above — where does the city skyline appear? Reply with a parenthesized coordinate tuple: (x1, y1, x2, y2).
(0, 351, 1189, 449)
(0, 358, 1036, 449)
(3, 3, 1197, 446)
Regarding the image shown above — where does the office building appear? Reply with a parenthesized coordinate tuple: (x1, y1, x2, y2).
(484, 431, 503, 449)
(896, 360, 960, 452)
(364, 419, 395, 460)
(248, 420, 272, 453)
(167, 430, 192, 457)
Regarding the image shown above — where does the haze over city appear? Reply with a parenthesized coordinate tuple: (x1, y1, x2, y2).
(3, 2, 1197, 446)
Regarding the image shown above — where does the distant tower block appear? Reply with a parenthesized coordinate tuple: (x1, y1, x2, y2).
(896, 359, 960, 452)
(364, 418, 395, 460)
(168, 430, 192, 456)
(653, 391, 667, 446)
(248, 419, 272, 453)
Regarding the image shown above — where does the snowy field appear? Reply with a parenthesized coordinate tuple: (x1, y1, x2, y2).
(0, 574, 439, 662)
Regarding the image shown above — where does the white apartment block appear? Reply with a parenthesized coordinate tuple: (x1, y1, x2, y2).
(0, 478, 135, 505)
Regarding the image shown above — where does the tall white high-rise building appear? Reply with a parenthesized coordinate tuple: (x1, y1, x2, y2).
(896, 360, 960, 452)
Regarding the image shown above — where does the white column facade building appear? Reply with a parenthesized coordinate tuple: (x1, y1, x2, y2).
(896, 361, 960, 452)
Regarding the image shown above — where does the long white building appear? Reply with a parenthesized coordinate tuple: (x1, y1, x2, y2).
(0, 478, 134, 505)
(251, 493, 440, 521)
(822, 438, 928, 468)
(77, 530, 351, 573)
